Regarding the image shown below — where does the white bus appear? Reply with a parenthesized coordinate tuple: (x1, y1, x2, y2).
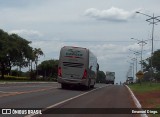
(58, 46, 98, 89)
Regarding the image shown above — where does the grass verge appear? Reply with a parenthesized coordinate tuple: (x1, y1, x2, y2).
(129, 82, 160, 93)
(128, 82, 160, 116)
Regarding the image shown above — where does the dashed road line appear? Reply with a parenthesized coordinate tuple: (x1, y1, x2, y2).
(0, 82, 58, 84)
(0, 91, 19, 93)
(25, 84, 110, 117)
(0, 87, 56, 98)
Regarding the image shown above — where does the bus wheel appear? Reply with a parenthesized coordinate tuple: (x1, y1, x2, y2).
(90, 82, 95, 88)
(90, 85, 94, 88)
(85, 79, 91, 90)
(61, 84, 67, 89)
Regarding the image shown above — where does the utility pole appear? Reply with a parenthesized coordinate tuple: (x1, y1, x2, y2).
(134, 52, 140, 74)
(129, 49, 141, 74)
(131, 38, 147, 71)
(136, 11, 160, 81)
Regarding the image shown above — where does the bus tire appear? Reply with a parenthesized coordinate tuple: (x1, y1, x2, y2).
(90, 85, 94, 88)
(90, 82, 95, 88)
(61, 84, 67, 89)
(85, 79, 91, 90)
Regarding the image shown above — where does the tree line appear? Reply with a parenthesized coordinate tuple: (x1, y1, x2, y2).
(0, 29, 44, 79)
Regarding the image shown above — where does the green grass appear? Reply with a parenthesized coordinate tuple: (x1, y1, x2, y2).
(149, 114, 160, 117)
(4, 75, 29, 79)
(128, 82, 160, 93)
(128, 82, 160, 111)
(156, 105, 160, 108)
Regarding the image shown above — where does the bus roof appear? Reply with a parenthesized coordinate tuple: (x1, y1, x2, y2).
(63, 46, 87, 50)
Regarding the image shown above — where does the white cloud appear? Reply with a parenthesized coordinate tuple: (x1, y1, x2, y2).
(9, 29, 42, 37)
(84, 7, 138, 22)
(87, 42, 151, 64)
(9, 29, 43, 40)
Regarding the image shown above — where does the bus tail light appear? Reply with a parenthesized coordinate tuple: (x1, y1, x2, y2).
(82, 69, 87, 79)
(58, 67, 62, 77)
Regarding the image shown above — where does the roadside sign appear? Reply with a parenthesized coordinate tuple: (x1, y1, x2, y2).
(136, 71, 144, 79)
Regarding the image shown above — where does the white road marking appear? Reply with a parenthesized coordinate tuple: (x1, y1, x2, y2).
(25, 84, 110, 117)
(126, 85, 148, 117)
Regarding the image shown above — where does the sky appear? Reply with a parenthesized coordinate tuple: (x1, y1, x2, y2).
(0, 0, 160, 83)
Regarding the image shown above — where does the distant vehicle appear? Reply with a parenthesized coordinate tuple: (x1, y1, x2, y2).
(58, 46, 98, 89)
(127, 77, 133, 84)
(105, 71, 115, 84)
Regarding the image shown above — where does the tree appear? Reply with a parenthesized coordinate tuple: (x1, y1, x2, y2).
(28, 48, 44, 80)
(33, 48, 44, 74)
(142, 49, 160, 81)
(142, 58, 150, 72)
(0, 29, 39, 79)
(152, 49, 160, 81)
(143, 49, 160, 72)
(0, 29, 11, 79)
(9, 34, 33, 71)
(37, 59, 58, 80)
(152, 49, 160, 71)
(96, 70, 106, 83)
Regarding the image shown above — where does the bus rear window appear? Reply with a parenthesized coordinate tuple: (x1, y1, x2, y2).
(64, 49, 84, 59)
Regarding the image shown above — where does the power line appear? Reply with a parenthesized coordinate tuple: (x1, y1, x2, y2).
(136, 11, 160, 82)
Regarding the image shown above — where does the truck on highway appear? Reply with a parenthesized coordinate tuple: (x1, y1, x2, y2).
(105, 71, 115, 84)
(58, 46, 98, 89)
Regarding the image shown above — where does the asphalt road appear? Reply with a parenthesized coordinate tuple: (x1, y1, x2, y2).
(0, 82, 137, 117)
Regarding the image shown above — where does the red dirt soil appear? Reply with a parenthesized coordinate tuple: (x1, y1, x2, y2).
(133, 90, 160, 108)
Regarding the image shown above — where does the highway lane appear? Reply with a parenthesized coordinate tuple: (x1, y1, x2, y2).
(0, 83, 137, 117)
(40, 85, 136, 117)
(0, 82, 107, 108)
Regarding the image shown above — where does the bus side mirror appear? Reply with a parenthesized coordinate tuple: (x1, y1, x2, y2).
(90, 66, 92, 70)
(97, 63, 99, 71)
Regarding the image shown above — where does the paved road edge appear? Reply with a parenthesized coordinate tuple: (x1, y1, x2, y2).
(125, 85, 148, 117)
